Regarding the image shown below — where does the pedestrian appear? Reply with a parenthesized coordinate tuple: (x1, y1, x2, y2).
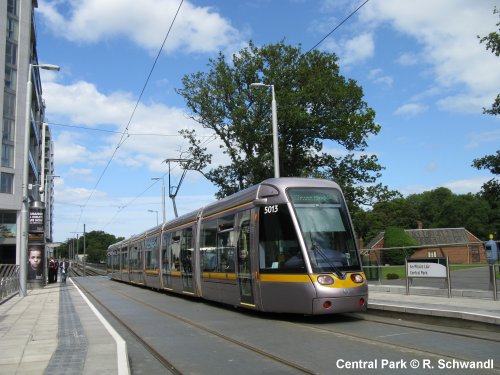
(60, 257, 70, 284)
(48, 257, 54, 283)
(53, 258, 58, 283)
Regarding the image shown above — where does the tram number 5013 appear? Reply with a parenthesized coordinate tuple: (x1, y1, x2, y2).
(264, 205, 279, 214)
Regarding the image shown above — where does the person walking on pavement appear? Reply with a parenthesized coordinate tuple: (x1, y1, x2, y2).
(53, 258, 58, 283)
(60, 257, 69, 284)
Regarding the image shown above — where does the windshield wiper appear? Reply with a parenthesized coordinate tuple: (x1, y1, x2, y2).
(310, 240, 344, 279)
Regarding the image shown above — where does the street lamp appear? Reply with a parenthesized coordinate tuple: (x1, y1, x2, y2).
(151, 177, 165, 223)
(148, 210, 159, 226)
(250, 82, 280, 178)
(20, 63, 60, 297)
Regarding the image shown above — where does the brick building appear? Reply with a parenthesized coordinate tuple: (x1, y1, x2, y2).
(366, 228, 486, 264)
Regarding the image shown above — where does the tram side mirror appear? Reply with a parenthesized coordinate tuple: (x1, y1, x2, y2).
(485, 240, 498, 264)
(253, 198, 268, 206)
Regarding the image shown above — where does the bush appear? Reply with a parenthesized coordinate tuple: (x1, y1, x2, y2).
(386, 273, 400, 280)
(382, 227, 419, 265)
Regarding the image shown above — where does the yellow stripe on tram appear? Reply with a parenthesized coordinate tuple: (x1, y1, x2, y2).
(259, 274, 312, 283)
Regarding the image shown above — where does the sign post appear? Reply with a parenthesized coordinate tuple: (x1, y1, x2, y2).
(405, 257, 451, 297)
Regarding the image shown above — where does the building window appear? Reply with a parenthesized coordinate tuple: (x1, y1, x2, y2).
(5, 41, 17, 65)
(428, 250, 437, 258)
(0, 212, 16, 238)
(1, 144, 14, 168)
(4, 66, 17, 91)
(2, 119, 15, 142)
(3, 92, 16, 118)
(0, 173, 14, 194)
(7, 18, 18, 41)
(7, 0, 18, 16)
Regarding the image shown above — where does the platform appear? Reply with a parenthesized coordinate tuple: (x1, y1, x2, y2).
(0, 280, 129, 375)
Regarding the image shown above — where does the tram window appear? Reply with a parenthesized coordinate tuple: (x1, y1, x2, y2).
(130, 243, 143, 271)
(162, 233, 171, 272)
(145, 235, 159, 270)
(218, 215, 235, 272)
(259, 204, 304, 273)
(237, 211, 251, 269)
(180, 228, 193, 273)
(201, 215, 236, 273)
(289, 187, 359, 271)
(201, 220, 217, 271)
(170, 231, 181, 272)
(121, 248, 128, 270)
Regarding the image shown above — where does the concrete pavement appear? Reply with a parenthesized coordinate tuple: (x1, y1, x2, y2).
(0, 280, 128, 375)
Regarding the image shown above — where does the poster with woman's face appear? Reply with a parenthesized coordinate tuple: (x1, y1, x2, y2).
(27, 245, 44, 280)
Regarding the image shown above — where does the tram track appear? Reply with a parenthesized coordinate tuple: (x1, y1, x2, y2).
(73, 278, 184, 375)
(74, 278, 318, 375)
(286, 313, 500, 373)
(285, 318, 500, 371)
(73, 277, 500, 374)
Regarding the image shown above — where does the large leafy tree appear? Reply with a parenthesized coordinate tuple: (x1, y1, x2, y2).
(473, 7, 500, 209)
(177, 41, 398, 206)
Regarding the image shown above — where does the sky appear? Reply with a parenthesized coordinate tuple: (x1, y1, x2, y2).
(33, 0, 500, 243)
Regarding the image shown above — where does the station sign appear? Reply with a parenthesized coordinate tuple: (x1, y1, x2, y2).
(407, 261, 447, 278)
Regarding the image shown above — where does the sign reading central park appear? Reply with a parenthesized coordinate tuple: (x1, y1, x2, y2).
(405, 257, 451, 297)
(407, 261, 447, 278)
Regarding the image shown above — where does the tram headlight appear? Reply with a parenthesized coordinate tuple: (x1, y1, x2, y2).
(317, 275, 334, 285)
(350, 273, 364, 284)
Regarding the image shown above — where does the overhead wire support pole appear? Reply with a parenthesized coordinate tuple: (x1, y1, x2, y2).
(164, 158, 190, 218)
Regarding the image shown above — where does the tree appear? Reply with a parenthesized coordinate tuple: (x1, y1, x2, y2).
(177, 41, 398, 206)
(57, 231, 124, 263)
(473, 7, 500, 206)
(356, 198, 420, 242)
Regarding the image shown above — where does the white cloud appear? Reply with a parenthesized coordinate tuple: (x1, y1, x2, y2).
(396, 52, 419, 66)
(339, 33, 374, 66)
(368, 68, 393, 87)
(54, 132, 90, 166)
(38, 0, 245, 54)
(443, 177, 490, 195)
(396, 176, 488, 196)
(394, 103, 428, 117)
(466, 128, 500, 149)
(360, 0, 500, 113)
(44, 79, 225, 173)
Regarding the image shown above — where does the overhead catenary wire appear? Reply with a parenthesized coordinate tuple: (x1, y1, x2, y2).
(49, 121, 215, 138)
(306, 0, 371, 54)
(73, 0, 184, 233)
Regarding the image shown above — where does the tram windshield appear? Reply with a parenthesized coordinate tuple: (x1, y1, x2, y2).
(288, 187, 360, 273)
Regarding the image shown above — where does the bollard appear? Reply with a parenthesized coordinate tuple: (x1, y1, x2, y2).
(489, 263, 498, 301)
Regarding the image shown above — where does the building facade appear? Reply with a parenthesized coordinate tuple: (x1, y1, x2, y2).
(366, 228, 486, 265)
(0, 0, 56, 273)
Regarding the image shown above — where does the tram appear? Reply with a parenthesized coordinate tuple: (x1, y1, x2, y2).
(107, 178, 368, 315)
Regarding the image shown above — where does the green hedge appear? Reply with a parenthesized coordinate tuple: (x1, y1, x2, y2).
(383, 227, 419, 265)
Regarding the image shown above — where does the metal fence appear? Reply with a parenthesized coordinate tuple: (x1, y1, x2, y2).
(360, 242, 499, 299)
(0, 264, 20, 303)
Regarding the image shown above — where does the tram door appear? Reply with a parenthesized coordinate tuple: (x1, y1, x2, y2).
(161, 232, 172, 289)
(180, 227, 194, 293)
(237, 210, 254, 305)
